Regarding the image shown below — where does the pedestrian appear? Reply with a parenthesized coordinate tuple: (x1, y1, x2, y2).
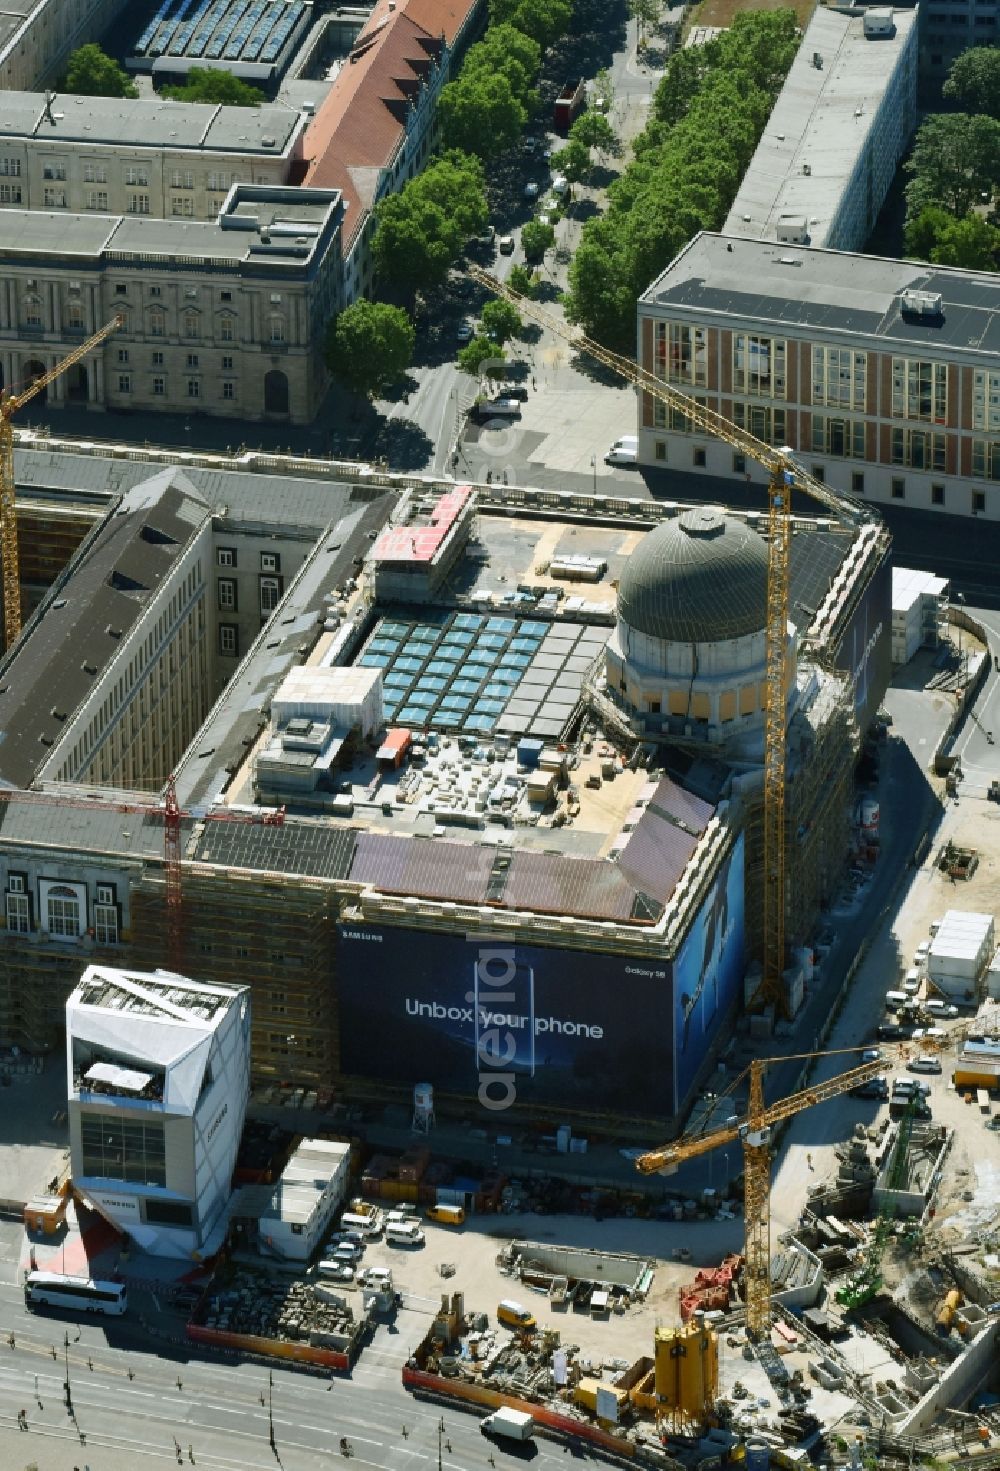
(502, 470, 508, 485)
(806, 1153, 813, 1169)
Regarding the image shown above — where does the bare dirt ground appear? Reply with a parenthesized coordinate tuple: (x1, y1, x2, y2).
(689, 0, 815, 33)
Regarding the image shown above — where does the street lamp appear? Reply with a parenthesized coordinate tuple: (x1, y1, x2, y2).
(63, 1329, 71, 1411)
(438, 1415, 445, 1471)
(590, 454, 597, 494)
(268, 1370, 276, 1455)
(955, 592, 967, 686)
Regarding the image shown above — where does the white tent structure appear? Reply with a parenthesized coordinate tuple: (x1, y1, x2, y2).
(66, 965, 250, 1259)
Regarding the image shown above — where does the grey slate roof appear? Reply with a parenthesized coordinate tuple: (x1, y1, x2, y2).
(0, 468, 209, 790)
(618, 508, 769, 644)
(193, 819, 357, 881)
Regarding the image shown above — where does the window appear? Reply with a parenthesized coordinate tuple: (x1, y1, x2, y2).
(222, 381, 235, 400)
(83, 164, 108, 184)
(891, 477, 906, 499)
(125, 165, 149, 187)
(94, 904, 118, 945)
(117, 374, 131, 393)
(183, 312, 199, 338)
(186, 353, 199, 369)
(0, 183, 22, 203)
(221, 290, 232, 303)
(217, 547, 237, 567)
(144, 1199, 192, 1227)
(24, 297, 41, 328)
(653, 322, 707, 386)
(733, 453, 746, 475)
(260, 576, 283, 615)
(80, 1113, 165, 1187)
(811, 414, 866, 458)
(66, 301, 84, 331)
(733, 402, 787, 446)
(42, 162, 67, 181)
(734, 334, 786, 397)
(931, 483, 945, 506)
(171, 197, 194, 217)
(149, 285, 161, 297)
(222, 355, 233, 370)
(692, 447, 707, 468)
(149, 308, 165, 337)
(207, 171, 231, 193)
(218, 623, 238, 656)
(973, 369, 1000, 432)
(152, 375, 165, 396)
(973, 490, 986, 513)
(152, 350, 164, 365)
(269, 315, 285, 344)
(811, 346, 866, 410)
(218, 578, 237, 611)
(9, 874, 25, 895)
(114, 284, 127, 297)
(0, 158, 21, 176)
(654, 441, 667, 462)
(972, 439, 1000, 480)
(117, 349, 129, 365)
(261, 552, 280, 573)
(47, 886, 81, 938)
(5, 892, 29, 934)
(891, 358, 948, 422)
(811, 465, 826, 482)
(220, 316, 234, 342)
(187, 379, 200, 399)
(891, 426, 947, 470)
(851, 471, 865, 495)
(170, 170, 194, 189)
(654, 395, 707, 432)
(43, 186, 67, 208)
(127, 193, 150, 215)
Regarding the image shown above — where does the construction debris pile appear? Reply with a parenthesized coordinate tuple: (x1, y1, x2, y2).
(680, 1254, 744, 1321)
(195, 1268, 366, 1353)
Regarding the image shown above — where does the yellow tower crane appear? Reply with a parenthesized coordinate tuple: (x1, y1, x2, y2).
(636, 1048, 892, 1339)
(0, 316, 122, 648)
(467, 267, 875, 1020)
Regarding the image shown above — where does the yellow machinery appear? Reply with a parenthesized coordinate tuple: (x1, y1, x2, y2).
(0, 316, 121, 648)
(653, 1320, 719, 1432)
(636, 1049, 891, 1338)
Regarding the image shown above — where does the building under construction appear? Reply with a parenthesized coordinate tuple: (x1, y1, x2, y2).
(0, 438, 891, 1132)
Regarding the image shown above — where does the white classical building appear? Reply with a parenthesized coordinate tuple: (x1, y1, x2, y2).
(66, 965, 250, 1259)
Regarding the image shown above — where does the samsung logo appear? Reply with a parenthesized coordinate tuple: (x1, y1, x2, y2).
(206, 1102, 228, 1143)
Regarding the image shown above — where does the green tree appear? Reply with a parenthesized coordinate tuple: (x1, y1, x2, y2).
(372, 151, 488, 290)
(551, 137, 590, 183)
(64, 43, 138, 98)
(521, 219, 555, 261)
(324, 300, 415, 400)
(489, 0, 572, 51)
(458, 336, 506, 376)
(162, 67, 264, 105)
(905, 113, 1000, 222)
(466, 24, 541, 108)
(629, 0, 660, 42)
(438, 72, 527, 159)
(906, 206, 1000, 269)
(593, 67, 614, 114)
(509, 264, 540, 296)
(943, 45, 1000, 117)
(482, 297, 522, 344)
(570, 110, 620, 158)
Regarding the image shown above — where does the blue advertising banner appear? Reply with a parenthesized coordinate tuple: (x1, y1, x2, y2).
(337, 924, 676, 1115)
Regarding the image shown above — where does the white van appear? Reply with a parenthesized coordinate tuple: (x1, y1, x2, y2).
(385, 1208, 418, 1227)
(605, 446, 638, 467)
(341, 1211, 382, 1238)
(885, 990, 908, 1010)
(386, 1221, 425, 1247)
(903, 970, 920, 996)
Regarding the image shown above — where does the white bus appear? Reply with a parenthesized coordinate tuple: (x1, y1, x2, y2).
(24, 1271, 127, 1316)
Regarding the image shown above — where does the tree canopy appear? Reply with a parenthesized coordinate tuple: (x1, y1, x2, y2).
(372, 150, 488, 291)
(904, 113, 1000, 223)
(942, 45, 1000, 117)
(438, 72, 527, 158)
(64, 43, 138, 98)
(324, 299, 415, 400)
(488, 0, 573, 52)
(458, 336, 506, 376)
(482, 297, 522, 344)
(565, 10, 800, 348)
(161, 67, 264, 105)
(569, 110, 619, 157)
(552, 137, 591, 183)
(905, 205, 1000, 270)
(521, 219, 555, 261)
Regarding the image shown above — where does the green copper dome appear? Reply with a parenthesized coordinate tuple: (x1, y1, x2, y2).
(617, 507, 768, 644)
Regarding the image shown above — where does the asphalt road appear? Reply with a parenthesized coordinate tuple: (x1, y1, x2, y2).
(0, 1270, 574, 1471)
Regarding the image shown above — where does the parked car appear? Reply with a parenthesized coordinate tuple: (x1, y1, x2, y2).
(330, 1241, 363, 1262)
(907, 1055, 942, 1074)
(456, 321, 474, 343)
(551, 173, 569, 195)
(925, 999, 959, 1018)
(523, 181, 540, 199)
(317, 1261, 355, 1282)
(861, 1047, 882, 1063)
(498, 234, 515, 255)
(330, 1229, 365, 1247)
(853, 1077, 889, 1101)
(893, 1077, 932, 1096)
(605, 446, 638, 466)
(877, 1023, 907, 1042)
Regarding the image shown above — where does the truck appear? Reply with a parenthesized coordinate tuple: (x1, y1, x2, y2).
(481, 1407, 536, 1442)
(553, 78, 586, 135)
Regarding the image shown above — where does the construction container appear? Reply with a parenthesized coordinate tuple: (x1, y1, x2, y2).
(929, 910, 994, 992)
(573, 1377, 627, 1417)
(517, 738, 544, 769)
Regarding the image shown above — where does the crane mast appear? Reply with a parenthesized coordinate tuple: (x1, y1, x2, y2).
(0, 316, 122, 649)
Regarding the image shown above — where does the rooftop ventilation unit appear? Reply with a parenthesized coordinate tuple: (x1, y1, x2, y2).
(901, 289, 943, 320)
